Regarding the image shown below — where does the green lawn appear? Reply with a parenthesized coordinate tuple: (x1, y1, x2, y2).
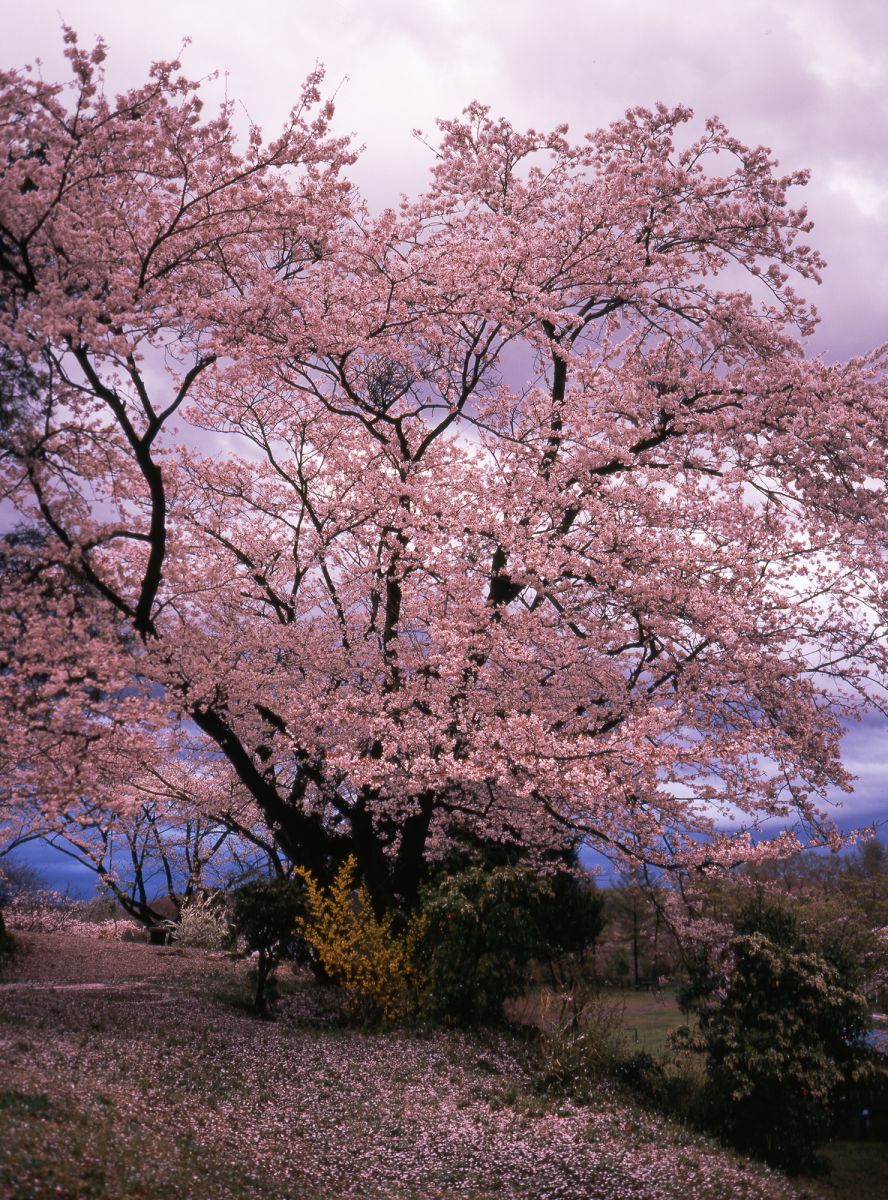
(612, 987, 687, 1054)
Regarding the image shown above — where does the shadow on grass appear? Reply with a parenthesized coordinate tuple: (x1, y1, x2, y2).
(0, 1090, 326, 1200)
(802, 1140, 888, 1200)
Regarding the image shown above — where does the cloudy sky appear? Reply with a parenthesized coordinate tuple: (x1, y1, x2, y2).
(2, 1, 885, 886)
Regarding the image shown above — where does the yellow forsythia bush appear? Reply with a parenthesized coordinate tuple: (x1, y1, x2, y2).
(293, 856, 427, 1024)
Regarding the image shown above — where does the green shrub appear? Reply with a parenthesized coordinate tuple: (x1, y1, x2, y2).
(681, 896, 874, 1171)
(233, 876, 306, 1013)
(420, 863, 600, 1025)
(0, 908, 15, 965)
(534, 872, 605, 988)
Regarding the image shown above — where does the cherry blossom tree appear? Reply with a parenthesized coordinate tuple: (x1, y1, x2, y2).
(1, 31, 886, 911)
(37, 755, 285, 927)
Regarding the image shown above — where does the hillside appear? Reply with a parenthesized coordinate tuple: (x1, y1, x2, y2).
(0, 931, 838, 1200)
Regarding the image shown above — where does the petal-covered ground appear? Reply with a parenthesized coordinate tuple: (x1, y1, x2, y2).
(0, 932, 818, 1199)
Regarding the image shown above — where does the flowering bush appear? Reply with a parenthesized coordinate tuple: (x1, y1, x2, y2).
(172, 892, 232, 951)
(1, 889, 142, 941)
(294, 857, 427, 1024)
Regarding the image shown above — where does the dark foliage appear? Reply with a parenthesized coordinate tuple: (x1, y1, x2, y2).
(0, 908, 14, 964)
(232, 877, 306, 1014)
(680, 896, 875, 1171)
(420, 863, 603, 1025)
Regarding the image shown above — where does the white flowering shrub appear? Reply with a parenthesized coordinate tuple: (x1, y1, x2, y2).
(172, 893, 232, 950)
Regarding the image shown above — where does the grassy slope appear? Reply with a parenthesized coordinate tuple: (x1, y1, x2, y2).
(0, 933, 880, 1200)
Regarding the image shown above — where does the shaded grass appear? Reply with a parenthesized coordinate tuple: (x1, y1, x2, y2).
(614, 988, 687, 1055)
(507, 983, 689, 1058)
(0, 1089, 56, 1118)
(0, 1093, 325, 1200)
(804, 1142, 888, 1200)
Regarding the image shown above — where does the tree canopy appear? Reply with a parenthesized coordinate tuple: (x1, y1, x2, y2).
(1, 32, 886, 909)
